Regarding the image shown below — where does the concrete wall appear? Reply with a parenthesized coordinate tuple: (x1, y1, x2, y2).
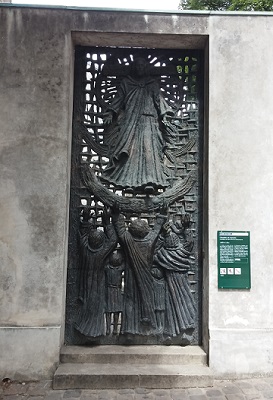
(208, 15, 273, 376)
(0, 6, 73, 379)
(0, 5, 273, 379)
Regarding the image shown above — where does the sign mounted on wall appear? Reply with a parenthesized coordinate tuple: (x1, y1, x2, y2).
(217, 231, 251, 289)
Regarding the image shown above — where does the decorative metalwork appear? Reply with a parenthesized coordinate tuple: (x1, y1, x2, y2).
(65, 46, 203, 345)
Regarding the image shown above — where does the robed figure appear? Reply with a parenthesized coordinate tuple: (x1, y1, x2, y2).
(153, 229, 196, 337)
(112, 209, 167, 335)
(76, 210, 117, 338)
(102, 57, 173, 192)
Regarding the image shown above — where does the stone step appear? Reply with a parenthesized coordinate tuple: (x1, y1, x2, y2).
(53, 362, 213, 389)
(60, 345, 207, 365)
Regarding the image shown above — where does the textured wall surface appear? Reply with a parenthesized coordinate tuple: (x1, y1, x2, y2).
(0, 5, 272, 378)
(0, 6, 73, 379)
(208, 15, 273, 376)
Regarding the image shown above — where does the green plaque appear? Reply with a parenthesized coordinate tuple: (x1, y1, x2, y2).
(217, 231, 251, 289)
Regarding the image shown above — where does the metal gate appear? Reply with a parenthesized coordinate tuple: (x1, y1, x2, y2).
(65, 46, 204, 345)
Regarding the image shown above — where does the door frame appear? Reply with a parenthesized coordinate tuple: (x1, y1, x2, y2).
(64, 31, 209, 350)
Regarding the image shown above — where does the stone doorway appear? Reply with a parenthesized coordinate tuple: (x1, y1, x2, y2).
(65, 46, 204, 346)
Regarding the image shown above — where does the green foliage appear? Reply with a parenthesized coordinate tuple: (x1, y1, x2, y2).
(229, 0, 273, 10)
(180, 0, 231, 9)
(180, 0, 273, 10)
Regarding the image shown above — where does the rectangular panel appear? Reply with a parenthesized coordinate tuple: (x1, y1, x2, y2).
(218, 231, 251, 289)
(66, 46, 204, 345)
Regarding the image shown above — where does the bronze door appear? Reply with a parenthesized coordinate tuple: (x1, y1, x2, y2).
(65, 46, 204, 345)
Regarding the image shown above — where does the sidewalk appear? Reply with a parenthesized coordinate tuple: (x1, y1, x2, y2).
(2, 377, 273, 400)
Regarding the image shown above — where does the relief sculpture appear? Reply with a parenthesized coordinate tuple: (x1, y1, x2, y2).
(66, 48, 202, 345)
(112, 208, 168, 336)
(153, 216, 196, 344)
(76, 209, 117, 338)
(105, 250, 124, 336)
(101, 58, 174, 192)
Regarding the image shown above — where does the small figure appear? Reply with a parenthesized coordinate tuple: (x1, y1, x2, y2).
(105, 250, 125, 335)
(151, 267, 166, 334)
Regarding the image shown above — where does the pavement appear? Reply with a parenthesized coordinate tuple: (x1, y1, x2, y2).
(2, 377, 273, 400)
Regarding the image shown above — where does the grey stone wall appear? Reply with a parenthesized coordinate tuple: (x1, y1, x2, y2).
(0, 6, 73, 379)
(0, 5, 273, 379)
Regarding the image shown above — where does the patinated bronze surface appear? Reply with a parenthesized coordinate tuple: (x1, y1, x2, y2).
(66, 47, 203, 345)
(101, 57, 172, 191)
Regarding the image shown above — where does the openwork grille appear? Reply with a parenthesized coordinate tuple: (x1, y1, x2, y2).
(66, 46, 203, 345)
